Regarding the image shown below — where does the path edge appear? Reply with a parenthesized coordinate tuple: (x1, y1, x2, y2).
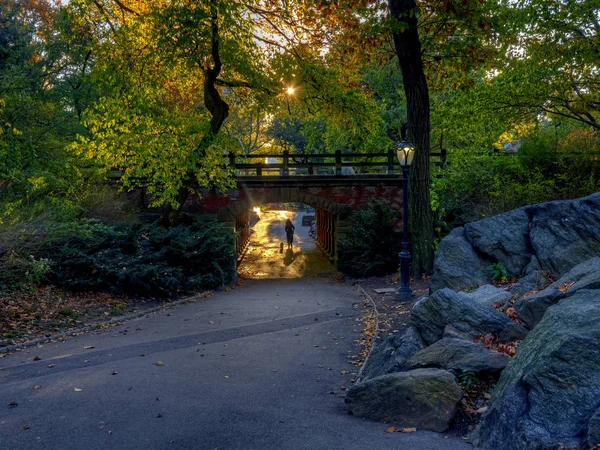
(0, 291, 212, 354)
(354, 284, 381, 384)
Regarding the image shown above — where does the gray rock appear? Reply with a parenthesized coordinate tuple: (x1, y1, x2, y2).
(569, 270, 600, 292)
(430, 228, 490, 292)
(358, 326, 425, 382)
(431, 194, 600, 293)
(411, 288, 528, 345)
(508, 270, 548, 297)
(588, 409, 600, 448)
(529, 193, 600, 277)
(443, 325, 473, 341)
(514, 287, 564, 329)
(471, 289, 600, 450)
(406, 338, 509, 374)
(345, 368, 463, 432)
(464, 208, 532, 276)
(524, 255, 542, 275)
(465, 284, 512, 308)
(515, 258, 600, 328)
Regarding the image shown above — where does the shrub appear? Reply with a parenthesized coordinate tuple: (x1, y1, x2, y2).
(337, 200, 397, 277)
(46, 220, 235, 297)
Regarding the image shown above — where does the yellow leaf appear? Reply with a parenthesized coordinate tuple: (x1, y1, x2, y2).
(74, 388, 83, 392)
(400, 427, 417, 433)
(156, 361, 164, 366)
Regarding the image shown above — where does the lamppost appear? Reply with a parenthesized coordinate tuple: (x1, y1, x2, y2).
(396, 139, 415, 299)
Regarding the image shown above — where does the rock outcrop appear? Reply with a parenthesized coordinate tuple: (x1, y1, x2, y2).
(470, 289, 600, 450)
(515, 257, 600, 328)
(358, 325, 425, 382)
(411, 288, 528, 345)
(464, 284, 512, 308)
(432, 193, 600, 292)
(345, 368, 463, 432)
(406, 338, 509, 374)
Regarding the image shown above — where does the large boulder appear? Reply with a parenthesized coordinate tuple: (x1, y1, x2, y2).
(411, 288, 528, 345)
(406, 338, 509, 374)
(431, 193, 600, 292)
(515, 257, 600, 328)
(463, 208, 532, 277)
(529, 193, 600, 277)
(588, 409, 600, 448)
(465, 284, 512, 308)
(507, 270, 548, 297)
(345, 368, 463, 432)
(470, 289, 600, 450)
(430, 228, 491, 292)
(358, 326, 425, 382)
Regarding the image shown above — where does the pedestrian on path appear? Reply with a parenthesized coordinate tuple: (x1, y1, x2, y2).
(285, 218, 295, 249)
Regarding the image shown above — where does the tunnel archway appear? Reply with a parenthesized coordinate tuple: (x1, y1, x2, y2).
(217, 190, 352, 268)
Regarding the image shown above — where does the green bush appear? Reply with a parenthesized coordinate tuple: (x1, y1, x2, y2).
(337, 200, 397, 277)
(45, 220, 235, 297)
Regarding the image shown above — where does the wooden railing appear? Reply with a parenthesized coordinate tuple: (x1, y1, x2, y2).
(229, 149, 447, 177)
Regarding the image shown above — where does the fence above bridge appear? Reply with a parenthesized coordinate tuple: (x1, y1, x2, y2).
(228, 149, 446, 177)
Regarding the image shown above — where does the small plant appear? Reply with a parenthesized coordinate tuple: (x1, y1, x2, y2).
(488, 262, 508, 283)
(59, 307, 74, 317)
(28, 256, 52, 284)
(458, 370, 480, 389)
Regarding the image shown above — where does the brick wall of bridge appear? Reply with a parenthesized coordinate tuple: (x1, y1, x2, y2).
(187, 184, 403, 224)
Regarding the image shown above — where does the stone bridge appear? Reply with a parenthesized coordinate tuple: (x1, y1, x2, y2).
(186, 175, 404, 267)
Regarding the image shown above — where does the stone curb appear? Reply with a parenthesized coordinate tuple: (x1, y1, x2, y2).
(0, 291, 213, 355)
(354, 284, 381, 384)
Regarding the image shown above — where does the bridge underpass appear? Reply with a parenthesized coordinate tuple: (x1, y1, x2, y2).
(186, 176, 405, 272)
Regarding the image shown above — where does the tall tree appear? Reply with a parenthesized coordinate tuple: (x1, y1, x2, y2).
(388, 0, 434, 278)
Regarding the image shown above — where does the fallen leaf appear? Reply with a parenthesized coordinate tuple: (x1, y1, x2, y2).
(208, 321, 215, 324)
(340, 371, 349, 375)
(9, 401, 18, 407)
(74, 388, 83, 392)
(477, 407, 488, 414)
(48, 364, 55, 368)
(84, 345, 95, 349)
(33, 386, 41, 390)
(224, 375, 229, 379)
(112, 371, 119, 375)
(23, 426, 30, 430)
(400, 427, 417, 433)
(155, 361, 164, 367)
(33, 356, 41, 361)
(156, 397, 161, 401)
(385, 426, 396, 433)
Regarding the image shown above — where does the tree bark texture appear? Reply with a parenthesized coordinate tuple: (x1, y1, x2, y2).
(388, 0, 434, 278)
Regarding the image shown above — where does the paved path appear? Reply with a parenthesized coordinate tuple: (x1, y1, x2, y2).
(0, 211, 472, 450)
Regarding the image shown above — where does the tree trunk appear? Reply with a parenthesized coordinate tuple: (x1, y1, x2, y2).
(388, 0, 434, 278)
(160, 0, 229, 227)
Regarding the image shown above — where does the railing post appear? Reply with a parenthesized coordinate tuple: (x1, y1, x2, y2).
(335, 150, 342, 176)
(440, 147, 447, 169)
(387, 148, 395, 175)
(256, 164, 262, 176)
(228, 152, 236, 172)
(282, 150, 289, 176)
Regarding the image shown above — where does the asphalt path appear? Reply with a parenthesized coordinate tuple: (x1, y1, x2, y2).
(0, 211, 472, 450)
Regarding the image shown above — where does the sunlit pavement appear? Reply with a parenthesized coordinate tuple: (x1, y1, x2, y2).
(238, 210, 337, 280)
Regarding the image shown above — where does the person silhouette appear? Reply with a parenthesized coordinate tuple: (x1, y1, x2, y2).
(284, 218, 295, 249)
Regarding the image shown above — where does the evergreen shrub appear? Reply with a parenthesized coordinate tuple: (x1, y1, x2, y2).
(337, 200, 397, 277)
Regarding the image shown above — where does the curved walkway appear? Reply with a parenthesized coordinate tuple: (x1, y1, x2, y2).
(0, 212, 471, 450)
